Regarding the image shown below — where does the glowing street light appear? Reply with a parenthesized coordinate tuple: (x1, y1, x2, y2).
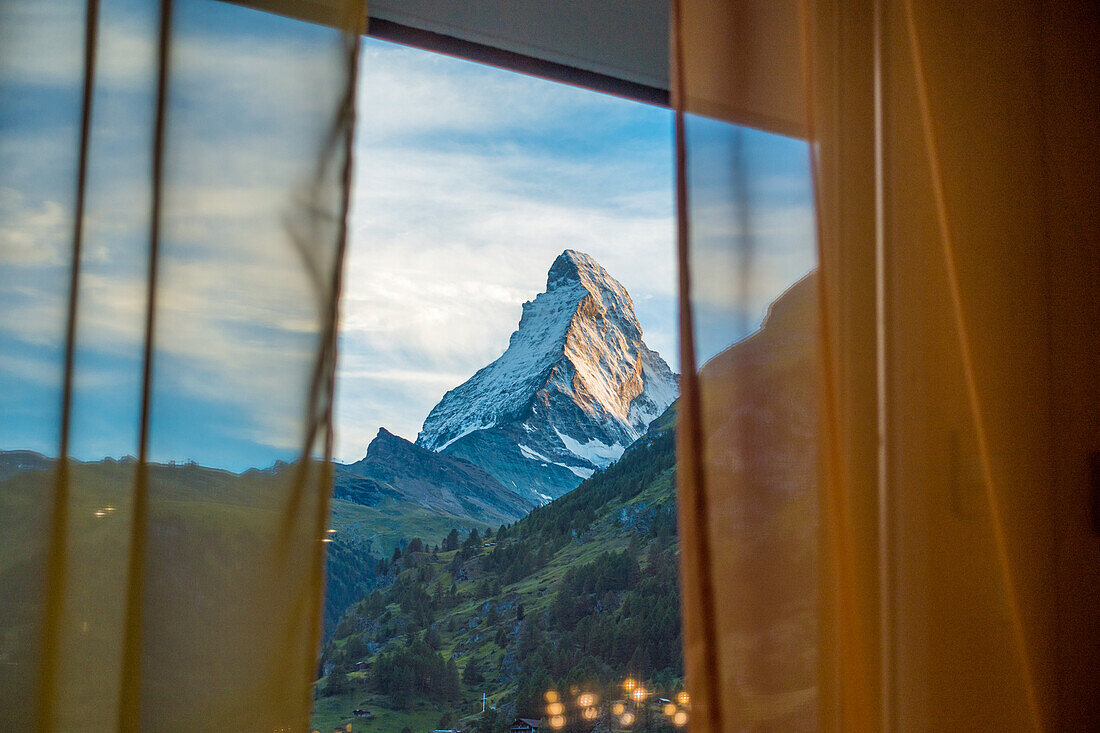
(545, 690, 559, 703)
(611, 702, 626, 716)
(677, 691, 690, 706)
(547, 702, 564, 716)
(663, 703, 677, 717)
(619, 712, 635, 727)
(630, 687, 648, 703)
(622, 677, 637, 692)
(577, 692, 597, 708)
(549, 715, 566, 730)
(673, 711, 688, 727)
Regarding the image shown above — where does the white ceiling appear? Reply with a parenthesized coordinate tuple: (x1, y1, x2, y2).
(369, 0, 671, 91)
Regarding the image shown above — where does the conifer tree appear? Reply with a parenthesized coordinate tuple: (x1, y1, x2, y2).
(462, 657, 485, 685)
(445, 657, 461, 700)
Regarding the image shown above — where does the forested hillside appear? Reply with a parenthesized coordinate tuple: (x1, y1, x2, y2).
(312, 404, 682, 732)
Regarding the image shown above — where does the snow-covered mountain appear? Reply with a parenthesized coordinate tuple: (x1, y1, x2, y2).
(416, 250, 678, 504)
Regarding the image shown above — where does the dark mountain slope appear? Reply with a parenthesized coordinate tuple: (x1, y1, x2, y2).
(338, 428, 531, 526)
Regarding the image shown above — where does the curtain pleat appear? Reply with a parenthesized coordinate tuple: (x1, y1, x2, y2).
(672, 0, 821, 727)
(871, 1, 1052, 728)
(674, 0, 1074, 730)
(36, 1, 103, 730)
(0, 0, 363, 729)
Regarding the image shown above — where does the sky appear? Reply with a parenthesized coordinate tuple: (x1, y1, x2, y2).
(333, 38, 679, 462)
(0, 4, 814, 472)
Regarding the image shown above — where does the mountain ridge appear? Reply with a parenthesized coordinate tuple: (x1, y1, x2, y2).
(338, 428, 531, 526)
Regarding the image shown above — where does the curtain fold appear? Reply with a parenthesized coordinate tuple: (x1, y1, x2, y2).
(672, 0, 821, 727)
(0, 0, 363, 729)
(673, 0, 1073, 730)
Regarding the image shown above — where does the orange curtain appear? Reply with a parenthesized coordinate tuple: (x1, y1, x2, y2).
(672, 0, 1098, 730)
(0, 0, 363, 729)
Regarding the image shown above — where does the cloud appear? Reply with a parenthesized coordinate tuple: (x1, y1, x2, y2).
(0, 188, 68, 266)
(332, 40, 680, 462)
(356, 40, 643, 143)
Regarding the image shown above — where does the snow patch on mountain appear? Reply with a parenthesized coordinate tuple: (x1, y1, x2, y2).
(435, 423, 488, 452)
(561, 464, 595, 480)
(518, 444, 553, 464)
(553, 428, 625, 469)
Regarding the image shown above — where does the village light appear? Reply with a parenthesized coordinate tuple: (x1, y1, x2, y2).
(549, 715, 566, 730)
(663, 703, 677, 717)
(677, 691, 690, 706)
(611, 702, 626, 716)
(622, 678, 636, 692)
(619, 712, 635, 727)
(630, 687, 647, 702)
(545, 690, 559, 703)
(547, 702, 565, 716)
(673, 711, 688, 727)
(582, 707, 598, 721)
(577, 692, 597, 708)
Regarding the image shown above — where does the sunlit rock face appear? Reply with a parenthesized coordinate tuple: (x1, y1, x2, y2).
(416, 250, 678, 504)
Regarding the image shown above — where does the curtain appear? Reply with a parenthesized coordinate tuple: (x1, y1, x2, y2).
(672, 0, 821, 729)
(0, 0, 362, 730)
(673, 0, 1091, 730)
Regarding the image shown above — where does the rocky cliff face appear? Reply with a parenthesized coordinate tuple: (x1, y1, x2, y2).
(416, 250, 678, 504)
(339, 428, 531, 525)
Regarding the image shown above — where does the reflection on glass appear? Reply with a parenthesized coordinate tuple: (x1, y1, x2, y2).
(684, 113, 819, 729)
(0, 0, 354, 729)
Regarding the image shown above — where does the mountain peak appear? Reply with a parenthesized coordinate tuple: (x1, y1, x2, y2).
(547, 249, 611, 289)
(416, 251, 678, 504)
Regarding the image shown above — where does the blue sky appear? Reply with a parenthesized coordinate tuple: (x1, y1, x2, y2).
(334, 38, 679, 461)
(0, 7, 814, 471)
(334, 39, 816, 463)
